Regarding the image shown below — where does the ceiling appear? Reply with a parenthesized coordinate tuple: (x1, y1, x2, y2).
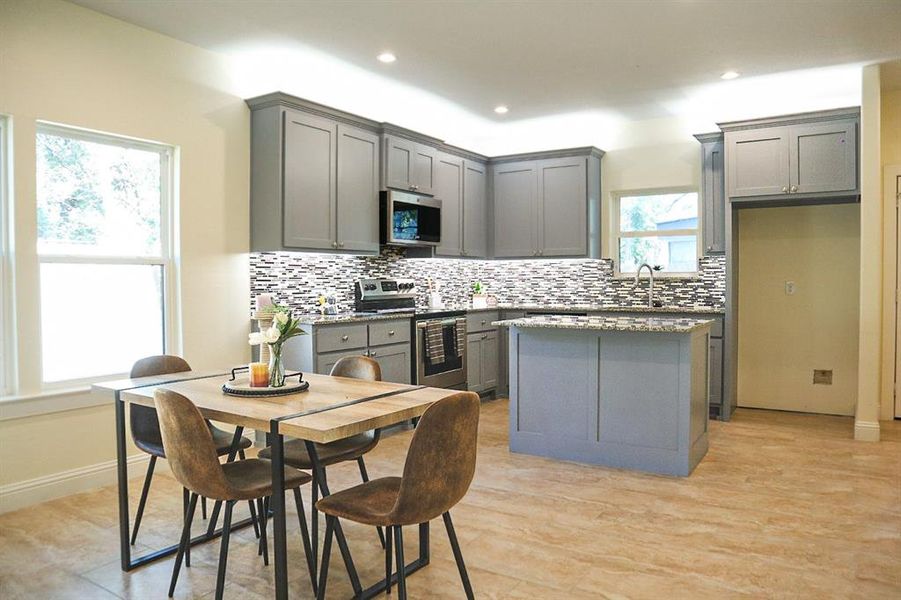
(70, 0, 901, 153)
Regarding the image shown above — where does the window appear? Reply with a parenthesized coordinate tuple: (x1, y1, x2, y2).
(36, 124, 175, 384)
(613, 190, 699, 275)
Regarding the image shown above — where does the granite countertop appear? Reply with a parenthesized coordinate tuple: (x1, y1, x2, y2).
(292, 311, 415, 325)
(494, 303, 725, 315)
(492, 314, 716, 333)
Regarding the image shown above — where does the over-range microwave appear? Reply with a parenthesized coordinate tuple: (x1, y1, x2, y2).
(380, 190, 441, 247)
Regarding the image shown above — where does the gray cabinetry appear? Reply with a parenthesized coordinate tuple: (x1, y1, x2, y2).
(368, 342, 412, 384)
(435, 152, 464, 257)
(708, 337, 723, 407)
(384, 135, 436, 195)
(722, 109, 859, 202)
(467, 330, 498, 394)
(462, 160, 488, 257)
(492, 161, 538, 258)
(336, 124, 380, 252)
(695, 133, 725, 254)
(282, 110, 337, 250)
(538, 157, 587, 256)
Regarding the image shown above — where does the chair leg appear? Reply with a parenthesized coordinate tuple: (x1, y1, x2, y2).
(215, 500, 235, 600)
(443, 512, 474, 600)
(202, 497, 208, 520)
(168, 492, 198, 597)
(385, 524, 393, 595)
(256, 497, 269, 565)
(248, 499, 261, 539)
(130, 455, 156, 545)
(311, 472, 319, 575)
(316, 516, 335, 600)
(357, 457, 386, 549)
(293, 487, 318, 596)
(394, 525, 407, 600)
(182, 488, 191, 568)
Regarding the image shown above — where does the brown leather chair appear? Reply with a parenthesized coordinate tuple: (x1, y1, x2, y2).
(315, 391, 480, 600)
(128, 356, 254, 545)
(258, 355, 386, 557)
(155, 388, 317, 600)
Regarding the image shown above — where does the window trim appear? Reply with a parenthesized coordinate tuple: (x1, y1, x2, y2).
(35, 122, 180, 388)
(0, 115, 15, 396)
(610, 186, 701, 278)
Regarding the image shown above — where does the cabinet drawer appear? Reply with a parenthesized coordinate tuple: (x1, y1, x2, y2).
(467, 311, 499, 333)
(316, 324, 368, 353)
(368, 319, 411, 347)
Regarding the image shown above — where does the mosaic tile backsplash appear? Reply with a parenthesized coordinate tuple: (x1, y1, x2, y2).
(250, 248, 725, 315)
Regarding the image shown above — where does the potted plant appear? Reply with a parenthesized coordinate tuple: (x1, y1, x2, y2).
(471, 281, 489, 309)
(248, 305, 306, 387)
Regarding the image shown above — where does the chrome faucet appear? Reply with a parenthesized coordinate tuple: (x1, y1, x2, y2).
(634, 263, 655, 308)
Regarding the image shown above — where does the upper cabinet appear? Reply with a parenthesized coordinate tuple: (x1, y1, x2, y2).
(383, 135, 437, 195)
(250, 103, 380, 253)
(462, 160, 488, 257)
(722, 108, 859, 203)
(435, 154, 489, 258)
(492, 150, 601, 258)
(695, 132, 725, 254)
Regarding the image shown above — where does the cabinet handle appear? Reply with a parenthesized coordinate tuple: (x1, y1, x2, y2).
(538, 250, 543, 256)
(481, 334, 488, 340)
(338, 241, 345, 248)
(481, 320, 487, 325)
(388, 330, 395, 336)
(781, 186, 789, 193)
(707, 245, 713, 252)
(369, 350, 377, 357)
(790, 185, 798, 193)
(341, 335, 349, 341)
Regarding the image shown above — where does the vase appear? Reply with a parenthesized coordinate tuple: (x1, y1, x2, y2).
(268, 344, 286, 388)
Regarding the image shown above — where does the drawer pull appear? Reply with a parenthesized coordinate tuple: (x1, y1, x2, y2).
(388, 330, 395, 336)
(341, 335, 349, 341)
(369, 350, 377, 357)
(481, 320, 486, 325)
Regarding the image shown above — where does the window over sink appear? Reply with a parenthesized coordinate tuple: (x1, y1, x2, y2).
(35, 124, 178, 384)
(612, 189, 699, 276)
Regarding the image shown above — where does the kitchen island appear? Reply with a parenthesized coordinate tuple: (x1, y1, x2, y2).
(494, 314, 713, 476)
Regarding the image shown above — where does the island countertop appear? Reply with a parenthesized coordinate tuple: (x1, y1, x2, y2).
(493, 314, 715, 333)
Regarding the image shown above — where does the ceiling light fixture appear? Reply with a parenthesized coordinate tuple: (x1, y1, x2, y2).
(720, 70, 740, 80)
(377, 52, 396, 63)
(494, 105, 509, 114)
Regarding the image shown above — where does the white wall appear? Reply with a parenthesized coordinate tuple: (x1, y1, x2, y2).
(0, 0, 251, 510)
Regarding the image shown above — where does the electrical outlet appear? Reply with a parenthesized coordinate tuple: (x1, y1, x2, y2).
(813, 369, 833, 385)
(785, 281, 796, 295)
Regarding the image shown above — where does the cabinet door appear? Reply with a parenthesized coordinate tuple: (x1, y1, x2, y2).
(537, 157, 587, 256)
(282, 110, 337, 250)
(726, 127, 790, 198)
(368, 342, 411, 384)
(466, 333, 483, 392)
(702, 138, 726, 254)
(498, 311, 524, 395)
(410, 143, 437, 195)
(709, 337, 723, 407)
(462, 160, 488, 258)
(492, 161, 538, 258)
(384, 135, 415, 191)
(336, 124, 379, 253)
(789, 120, 857, 195)
(480, 330, 498, 390)
(434, 152, 464, 257)
(315, 349, 364, 375)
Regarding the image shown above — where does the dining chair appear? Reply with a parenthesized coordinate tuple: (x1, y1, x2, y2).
(258, 355, 386, 561)
(155, 388, 318, 600)
(128, 355, 255, 544)
(314, 391, 480, 600)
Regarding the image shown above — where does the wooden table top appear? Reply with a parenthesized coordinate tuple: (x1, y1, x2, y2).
(94, 372, 452, 443)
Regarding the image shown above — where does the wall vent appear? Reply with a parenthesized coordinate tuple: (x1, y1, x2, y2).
(813, 369, 833, 385)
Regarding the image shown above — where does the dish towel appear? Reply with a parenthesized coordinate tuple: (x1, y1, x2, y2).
(425, 321, 446, 364)
(452, 319, 466, 357)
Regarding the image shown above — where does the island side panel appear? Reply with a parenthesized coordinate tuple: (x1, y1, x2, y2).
(508, 326, 709, 476)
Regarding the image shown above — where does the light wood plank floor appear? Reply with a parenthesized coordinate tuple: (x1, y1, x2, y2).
(1, 399, 899, 599)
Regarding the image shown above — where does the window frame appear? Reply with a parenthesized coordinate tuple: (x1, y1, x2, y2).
(610, 186, 701, 278)
(0, 115, 14, 396)
(35, 122, 180, 388)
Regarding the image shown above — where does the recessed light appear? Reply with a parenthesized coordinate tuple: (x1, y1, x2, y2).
(720, 70, 740, 80)
(377, 52, 396, 63)
(494, 105, 509, 114)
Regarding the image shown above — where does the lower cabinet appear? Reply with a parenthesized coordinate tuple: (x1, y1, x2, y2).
(708, 337, 723, 407)
(367, 342, 412, 384)
(467, 330, 498, 394)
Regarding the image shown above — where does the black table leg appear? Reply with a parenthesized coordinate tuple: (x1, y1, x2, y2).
(270, 421, 289, 600)
(115, 395, 131, 571)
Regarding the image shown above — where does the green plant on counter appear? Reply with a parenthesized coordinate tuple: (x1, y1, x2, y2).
(472, 282, 484, 294)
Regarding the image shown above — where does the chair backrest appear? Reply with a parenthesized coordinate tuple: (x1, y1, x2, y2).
(390, 391, 480, 525)
(154, 389, 232, 500)
(129, 355, 192, 446)
(329, 355, 382, 381)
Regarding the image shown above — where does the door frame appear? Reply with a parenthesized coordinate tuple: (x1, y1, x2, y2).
(881, 165, 901, 419)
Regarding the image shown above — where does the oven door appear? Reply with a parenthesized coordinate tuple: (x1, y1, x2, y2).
(384, 190, 441, 246)
(415, 318, 467, 388)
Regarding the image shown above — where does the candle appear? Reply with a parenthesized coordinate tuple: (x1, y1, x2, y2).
(249, 362, 269, 387)
(256, 293, 274, 311)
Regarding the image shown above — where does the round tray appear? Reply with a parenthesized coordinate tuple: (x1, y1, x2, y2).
(222, 379, 309, 397)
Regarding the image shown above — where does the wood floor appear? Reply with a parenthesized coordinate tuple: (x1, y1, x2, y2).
(1, 400, 899, 599)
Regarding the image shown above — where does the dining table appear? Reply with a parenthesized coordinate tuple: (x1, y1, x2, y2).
(93, 369, 453, 599)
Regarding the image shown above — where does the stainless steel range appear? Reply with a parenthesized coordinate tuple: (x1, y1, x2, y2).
(354, 278, 467, 389)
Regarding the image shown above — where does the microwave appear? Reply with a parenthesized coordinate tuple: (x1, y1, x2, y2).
(380, 190, 441, 247)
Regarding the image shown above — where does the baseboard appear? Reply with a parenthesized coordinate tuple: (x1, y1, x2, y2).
(0, 453, 169, 515)
(854, 419, 881, 442)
